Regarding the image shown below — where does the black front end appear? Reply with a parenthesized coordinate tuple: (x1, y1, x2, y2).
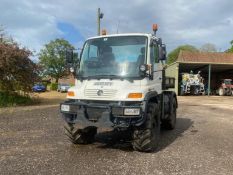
(60, 100, 146, 128)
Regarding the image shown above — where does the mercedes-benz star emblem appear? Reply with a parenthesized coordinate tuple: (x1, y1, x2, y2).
(97, 90, 103, 96)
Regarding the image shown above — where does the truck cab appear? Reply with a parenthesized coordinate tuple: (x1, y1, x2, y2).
(60, 28, 177, 152)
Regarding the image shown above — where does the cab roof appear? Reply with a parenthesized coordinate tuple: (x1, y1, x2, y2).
(87, 33, 153, 40)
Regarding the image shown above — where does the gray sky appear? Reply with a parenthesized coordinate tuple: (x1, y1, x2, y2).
(1, 0, 233, 55)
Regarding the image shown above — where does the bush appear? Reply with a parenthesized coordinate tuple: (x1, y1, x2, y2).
(0, 30, 40, 107)
(47, 83, 51, 91)
(0, 91, 33, 107)
(41, 82, 47, 88)
(51, 83, 58, 91)
(0, 42, 39, 93)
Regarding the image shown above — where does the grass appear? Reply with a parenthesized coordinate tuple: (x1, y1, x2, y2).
(0, 91, 36, 107)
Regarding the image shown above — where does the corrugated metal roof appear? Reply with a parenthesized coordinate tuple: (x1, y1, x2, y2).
(177, 51, 233, 64)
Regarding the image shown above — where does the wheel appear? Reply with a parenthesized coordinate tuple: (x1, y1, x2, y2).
(162, 97, 177, 130)
(226, 88, 231, 96)
(64, 124, 97, 144)
(132, 103, 160, 152)
(218, 88, 224, 96)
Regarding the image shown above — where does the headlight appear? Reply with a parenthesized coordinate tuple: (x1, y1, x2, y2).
(124, 108, 140, 116)
(61, 104, 70, 112)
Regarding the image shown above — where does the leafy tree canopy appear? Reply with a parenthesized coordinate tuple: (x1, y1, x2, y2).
(0, 31, 38, 93)
(226, 40, 233, 53)
(39, 39, 75, 82)
(200, 43, 217, 52)
(167, 45, 199, 64)
(0, 26, 14, 44)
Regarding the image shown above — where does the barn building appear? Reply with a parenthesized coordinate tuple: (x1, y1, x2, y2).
(166, 51, 233, 95)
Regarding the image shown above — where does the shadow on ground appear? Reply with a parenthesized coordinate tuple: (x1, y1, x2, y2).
(93, 118, 193, 152)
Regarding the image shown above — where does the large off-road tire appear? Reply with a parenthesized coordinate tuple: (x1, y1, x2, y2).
(64, 124, 97, 144)
(132, 103, 160, 152)
(162, 97, 177, 130)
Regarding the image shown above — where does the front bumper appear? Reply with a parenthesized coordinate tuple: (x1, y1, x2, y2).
(60, 100, 145, 128)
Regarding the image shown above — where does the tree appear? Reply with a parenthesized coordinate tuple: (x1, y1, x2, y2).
(0, 27, 39, 107)
(167, 45, 199, 64)
(200, 43, 217, 52)
(39, 39, 75, 83)
(0, 41, 39, 93)
(0, 26, 14, 44)
(226, 40, 233, 53)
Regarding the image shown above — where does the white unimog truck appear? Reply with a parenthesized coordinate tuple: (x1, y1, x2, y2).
(60, 25, 178, 152)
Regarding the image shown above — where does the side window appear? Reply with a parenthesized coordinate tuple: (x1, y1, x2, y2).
(88, 45, 98, 58)
(150, 45, 155, 64)
(150, 45, 159, 63)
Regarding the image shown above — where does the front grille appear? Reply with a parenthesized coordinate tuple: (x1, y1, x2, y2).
(84, 89, 117, 99)
(86, 107, 107, 121)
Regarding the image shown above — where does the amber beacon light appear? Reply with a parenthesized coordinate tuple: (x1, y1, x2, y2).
(152, 24, 158, 31)
(102, 29, 107, 35)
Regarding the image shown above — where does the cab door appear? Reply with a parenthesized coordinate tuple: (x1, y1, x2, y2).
(148, 43, 163, 94)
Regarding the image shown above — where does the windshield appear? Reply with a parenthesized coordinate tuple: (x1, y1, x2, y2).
(78, 36, 147, 78)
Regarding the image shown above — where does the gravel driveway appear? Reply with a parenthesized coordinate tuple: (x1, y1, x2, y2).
(0, 93, 233, 175)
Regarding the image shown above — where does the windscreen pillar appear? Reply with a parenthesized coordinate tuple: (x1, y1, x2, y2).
(208, 64, 211, 96)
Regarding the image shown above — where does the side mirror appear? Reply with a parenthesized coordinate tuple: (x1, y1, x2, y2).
(65, 50, 80, 76)
(65, 49, 74, 64)
(158, 44, 166, 61)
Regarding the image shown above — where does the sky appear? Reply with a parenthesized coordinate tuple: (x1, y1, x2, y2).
(1, 0, 233, 59)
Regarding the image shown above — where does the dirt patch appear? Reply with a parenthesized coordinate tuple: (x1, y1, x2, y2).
(34, 91, 67, 105)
